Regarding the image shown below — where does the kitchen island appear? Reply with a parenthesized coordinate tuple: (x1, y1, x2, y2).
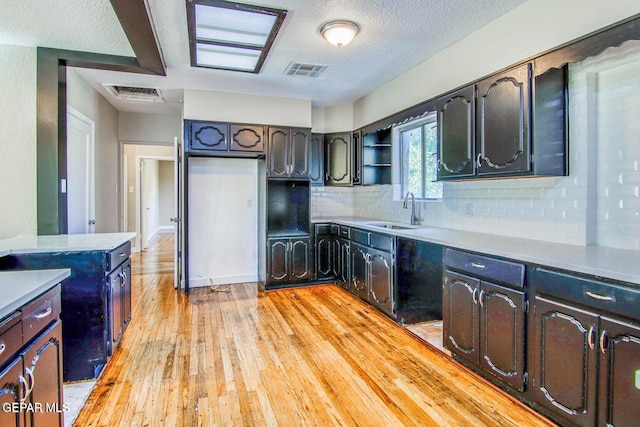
(0, 233, 135, 381)
(0, 268, 70, 427)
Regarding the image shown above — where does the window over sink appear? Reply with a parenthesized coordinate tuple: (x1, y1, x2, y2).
(394, 113, 443, 200)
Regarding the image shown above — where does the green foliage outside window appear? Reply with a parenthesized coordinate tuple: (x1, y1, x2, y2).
(400, 116, 442, 199)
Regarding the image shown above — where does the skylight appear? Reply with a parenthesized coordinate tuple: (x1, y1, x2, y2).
(186, 0, 287, 73)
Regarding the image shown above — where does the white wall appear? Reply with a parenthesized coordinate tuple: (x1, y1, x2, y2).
(353, 0, 640, 129)
(188, 158, 259, 286)
(119, 112, 181, 144)
(67, 68, 120, 233)
(0, 44, 37, 239)
(312, 103, 354, 134)
(184, 89, 312, 127)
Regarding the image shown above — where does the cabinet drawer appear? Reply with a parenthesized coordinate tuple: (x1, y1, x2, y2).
(339, 226, 351, 239)
(351, 229, 369, 245)
(444, 249, 524, 288)
(107, 242, 131, 271)
(369, 233, 394, 253)
(315, 223, 331, 235)
(536, 268, 640, 321)
(0, 312, 22, 367)
(22, 284, 61, 344)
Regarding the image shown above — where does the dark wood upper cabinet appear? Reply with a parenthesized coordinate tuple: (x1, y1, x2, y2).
(188, 121, 228, 152)
(267, 127, 310, 179)
(477, 63, 531, 176)
(185, 120, 265, 156)
(229, 124, 265, 153)
(437, 85, 476, 179)
(325, 132, 352, 185)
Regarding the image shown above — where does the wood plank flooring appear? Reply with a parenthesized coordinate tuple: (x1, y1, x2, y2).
(74, 234, 555, 426)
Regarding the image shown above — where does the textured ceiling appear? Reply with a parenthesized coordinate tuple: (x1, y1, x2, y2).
(2, 0, 528, 114)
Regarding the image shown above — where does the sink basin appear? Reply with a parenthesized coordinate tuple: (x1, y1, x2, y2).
(365, 222, 415, 230)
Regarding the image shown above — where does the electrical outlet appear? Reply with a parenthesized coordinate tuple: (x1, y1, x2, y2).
(463, 203, 474, 218)
(247, 199, 253, 207)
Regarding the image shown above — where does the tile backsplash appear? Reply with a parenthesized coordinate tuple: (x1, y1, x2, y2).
(312, 42, 640, 250)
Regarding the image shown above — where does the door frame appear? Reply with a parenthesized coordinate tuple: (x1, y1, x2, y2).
(66, 106, 96, 234)
(134, 155, 174, 252)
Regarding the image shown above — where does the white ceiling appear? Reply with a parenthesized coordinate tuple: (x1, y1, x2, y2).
(1, 0, 528, 115)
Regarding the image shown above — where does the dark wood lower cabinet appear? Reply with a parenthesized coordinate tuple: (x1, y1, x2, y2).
(479, 282, 525, 391)
(266, 236, 311, 286)
(531, 296, 598, 427)
(0, 358, 24, 427)
(599, 316, 640, 427)
(443, 269, 525, 391)
(350, 243, 369, 300)
(21, 321, 64, 427)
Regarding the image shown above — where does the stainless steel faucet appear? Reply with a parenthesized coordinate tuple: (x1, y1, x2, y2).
(403, 192, 419, 225)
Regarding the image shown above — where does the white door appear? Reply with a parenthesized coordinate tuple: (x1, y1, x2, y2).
(67, 107, 95, 234)
(173, 137, 183, 289)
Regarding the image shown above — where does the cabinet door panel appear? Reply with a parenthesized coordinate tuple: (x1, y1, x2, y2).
(443, 271, 480, 362)
(230, 125, 264, 153)
(599, 316, 640, 427)
(122, 259, 132, 326)
(309, 133, 324, 185)
(190, 122, 228, 152)
(0, 358, 24, 427)
(290, 238, 311, 282)
(339, 239, 350, 290)
(108, 267, 123, 350)
(315, 235, 332, 279)
(368, 248, 394, 316)
(477, 63, 530, 176)
(268, 239, 289, 283)
(268, 128, 289, 177)
(350, 243, 368, 300)
(331, 237, 342, 280)
(480, 282, 525, 391)
(22, 321, 63, 427)
(437, 86, 475, 179)
(290, 129, 309, 178)
(325, 133, 351, 185)
(531, 296, 597, 427)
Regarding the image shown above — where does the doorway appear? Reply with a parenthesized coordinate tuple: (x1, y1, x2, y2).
(122, 143, 175, 252)
(66, 107, 96, 234)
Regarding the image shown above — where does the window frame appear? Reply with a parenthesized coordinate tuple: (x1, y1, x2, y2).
(393, 113, 443, 201)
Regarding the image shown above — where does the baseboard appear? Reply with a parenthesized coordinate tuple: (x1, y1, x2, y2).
(158, 226, 175, 233)
(189, 274, 258, 288)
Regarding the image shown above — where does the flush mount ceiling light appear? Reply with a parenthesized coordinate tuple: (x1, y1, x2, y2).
(320, 20, 360, 47)
(186, 0, 287, 73)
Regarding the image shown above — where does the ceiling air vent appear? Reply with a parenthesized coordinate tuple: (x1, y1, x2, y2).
(284, 62, 327, 78)
(103, 85, 165, 102)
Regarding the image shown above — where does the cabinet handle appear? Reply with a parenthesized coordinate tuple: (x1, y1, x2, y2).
(599, 330, 608, 354)
(18, 375, 29, 402)
(23, 367, 34, 401)
(478, 290, 485, 307)
(471, 262, 486, 269)
(588, 326, 596, 350)
(477, 153, 483, 168)
(34, 307, 53, 319)
(0, 342, 5, 355)
(472, 288, 478, 305)
(585, 291, 614, 302)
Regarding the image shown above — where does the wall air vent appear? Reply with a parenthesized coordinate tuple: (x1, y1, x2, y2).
(103, 85, 165, 102)
(284, 62, 327, 78)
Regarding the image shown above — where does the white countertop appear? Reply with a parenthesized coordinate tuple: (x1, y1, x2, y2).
(317, 217, 640, 286)
(0, 233, 136, 257)
(0, 269, 70, 320)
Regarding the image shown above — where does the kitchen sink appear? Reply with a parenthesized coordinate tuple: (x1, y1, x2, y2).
(365, 222, 416, 230)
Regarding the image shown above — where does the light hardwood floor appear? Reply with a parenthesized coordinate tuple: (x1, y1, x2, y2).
(75, 233, 555, 426)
